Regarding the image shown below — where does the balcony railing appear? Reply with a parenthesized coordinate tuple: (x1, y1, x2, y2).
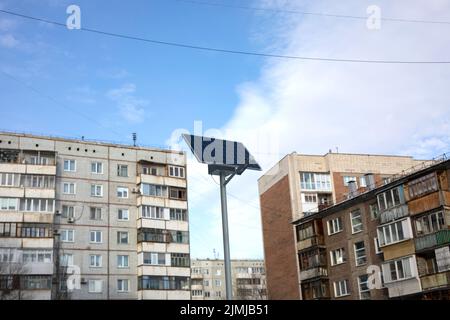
(380, 204, 409, 224)
(300, 267, 328, 281)
(297, 235, 324, 251)
(415, 230, 450, 251)
(421, 271, 450, 291)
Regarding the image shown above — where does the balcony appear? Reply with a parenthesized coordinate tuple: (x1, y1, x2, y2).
(415, 230, 450, 251)
(421, 271, 450, 291)
(380, 204, 409, 224)
(191, 273, 203, 280)
(299, 267, 328, 281)
(297, 235, 324, 251)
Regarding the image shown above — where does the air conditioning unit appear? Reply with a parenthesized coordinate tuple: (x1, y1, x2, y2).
(80, 278, 87, 284)
(55, 210, 61, 216)
(68, 217, 75, 223)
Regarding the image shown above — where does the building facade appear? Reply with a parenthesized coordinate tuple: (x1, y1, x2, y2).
(258, 152, 429, 299)
(292, 155, 450, 300)
(191, 259, 267, 300)
(0, 132, 190, 300)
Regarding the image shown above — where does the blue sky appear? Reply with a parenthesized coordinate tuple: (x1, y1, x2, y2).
(1, 0, 450, 260)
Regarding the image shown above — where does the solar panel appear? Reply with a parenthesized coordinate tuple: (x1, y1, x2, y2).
(182, 134, 261, 175)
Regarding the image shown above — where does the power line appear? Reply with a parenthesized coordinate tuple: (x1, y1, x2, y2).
(174, 0, 450, 26)
(1, 9, 450, 64)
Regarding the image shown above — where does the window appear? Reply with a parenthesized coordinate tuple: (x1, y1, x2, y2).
(117, 279, 130, 292)
(215, 291, 222, 298)
(138, 228, 189, 244)
(358, 275, 370, 300)
(117, 255, 129, 268)
(382, 256, 414, 283)
(61, 253, 74, 267)
(138, 276, 190, 291)
(169, 166, 185, 178)
(343, 176, 357, 186)
(350, 210, 363, 233)
(118, 209, 129, 221)
(169, 187, 187, 200)
(141, 206, 166, 219)
(142, 166, 161, 176)
(30, 156, 49, 165)
(0, 198, 18, 211)
(22, 276, 52, 290)
(64, 159, 76, 172)
(91, 162, 103, 174)
(334, 280, 349, 297)
(63, 182, 76, 194)
(171, 253, 190, 267)
(204, 291, 210, 298)
(0, 173, 17, 186)
(20, 198, 54, 213)
(141, 184, 168, 197)
(88, 280, 103, 293)
(327, 217, 343, 235)
(216, 269, 222, 276)
(91, 184, 103, 197)
(354, 241, 367, 266)
(374, 238, 382, 254)
(117, 187, 129, 198)
(377, 186, 404, 212)
(90, 207, 102, 220)
(117, 231, 129, 244)
(90, 231, 102, 243)
(22, 249, 52, 263)
(415, 211, 446, 236)
(359, 176, 367, 188)
(377, 219, 412, 247)
(408, 173, 438, 199)
(192, 290, 203, 297)
(117, 164, 128, 177)
(330, 248, 345, 266)
(204, 280, 210, 287)
(61, 230, 74, 242)
(170, 208, 188, 221)
(303, 194, 317, 203)
(296, 223, 314, 241)
(300, 172, 331, 191)
(61, 205, 74, 219)
(215, 280, 222, 286)
(369, 203, 379, 220)
(90, 255, 102, 268)
(143, 252, 166, 265)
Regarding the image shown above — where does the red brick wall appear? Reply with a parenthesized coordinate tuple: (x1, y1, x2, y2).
(260, 175, 300, 300)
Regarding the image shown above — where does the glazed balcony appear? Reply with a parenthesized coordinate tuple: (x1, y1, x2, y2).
(415, 230, 450, 251)
(421, 271, 450, 291)
(297, 235, 324, 251)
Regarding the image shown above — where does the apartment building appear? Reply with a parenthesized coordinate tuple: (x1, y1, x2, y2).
(191, 259, 267, 300)
(0, 132, 190, 300)
(258, 152, 429, 299)
(292, 154, 450, 300)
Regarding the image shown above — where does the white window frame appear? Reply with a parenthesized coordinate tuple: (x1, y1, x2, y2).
(117, 164, 128, 177)
(117, 187, 129, 199)
(343, 176, 357, 187)
(90, 230, 103, 244)
(117, 255, 129, 268)
(117, 279, 130, 293)
(117, 231, 129, 245)
(89, 207, 102, 221)
(91, 162, 103, 174)
(382, 256, 415, 283)
(61, 205, 74, 219)
(61, 230, 75, 243)
(169, 165, 185, 178)
(350, 210, 363, 234)
(63, 182, 76, 195)
(215, 279, 222, 286)
(118, 208, 129, 221)
(354, 241, 367, 266)
(88, 280, 103, 293)
(61, 253, 74, 267)
(91, 184, 103, 197)
(333, 280, 349, 297)
(358, 275, 370, 300)
(377, 218, 412, 247)
(89, 254, 102, 268)
(374, 238, 383, 254)
(330, 248, 345, 266)
(63, 159, 76, 172)
(327, 217, 343, 235)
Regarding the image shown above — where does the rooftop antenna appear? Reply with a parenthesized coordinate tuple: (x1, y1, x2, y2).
(182, 134, 261, 300)
(336, 146, 339, 153)
(132, 133, 137, 147)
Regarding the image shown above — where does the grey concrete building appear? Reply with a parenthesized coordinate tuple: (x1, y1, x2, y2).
(0, 131, 190, 300)
(191, 259, 267, 300)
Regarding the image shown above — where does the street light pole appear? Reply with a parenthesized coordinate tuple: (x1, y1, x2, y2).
(220, 172, 233, 300)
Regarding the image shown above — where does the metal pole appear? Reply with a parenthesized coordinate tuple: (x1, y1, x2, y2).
(219, 172, 233, 300)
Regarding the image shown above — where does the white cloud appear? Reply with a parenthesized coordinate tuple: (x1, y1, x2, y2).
(106, 83, 148, 123)
(181, 0, 450, 259)
(0, 33, 18, 48)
